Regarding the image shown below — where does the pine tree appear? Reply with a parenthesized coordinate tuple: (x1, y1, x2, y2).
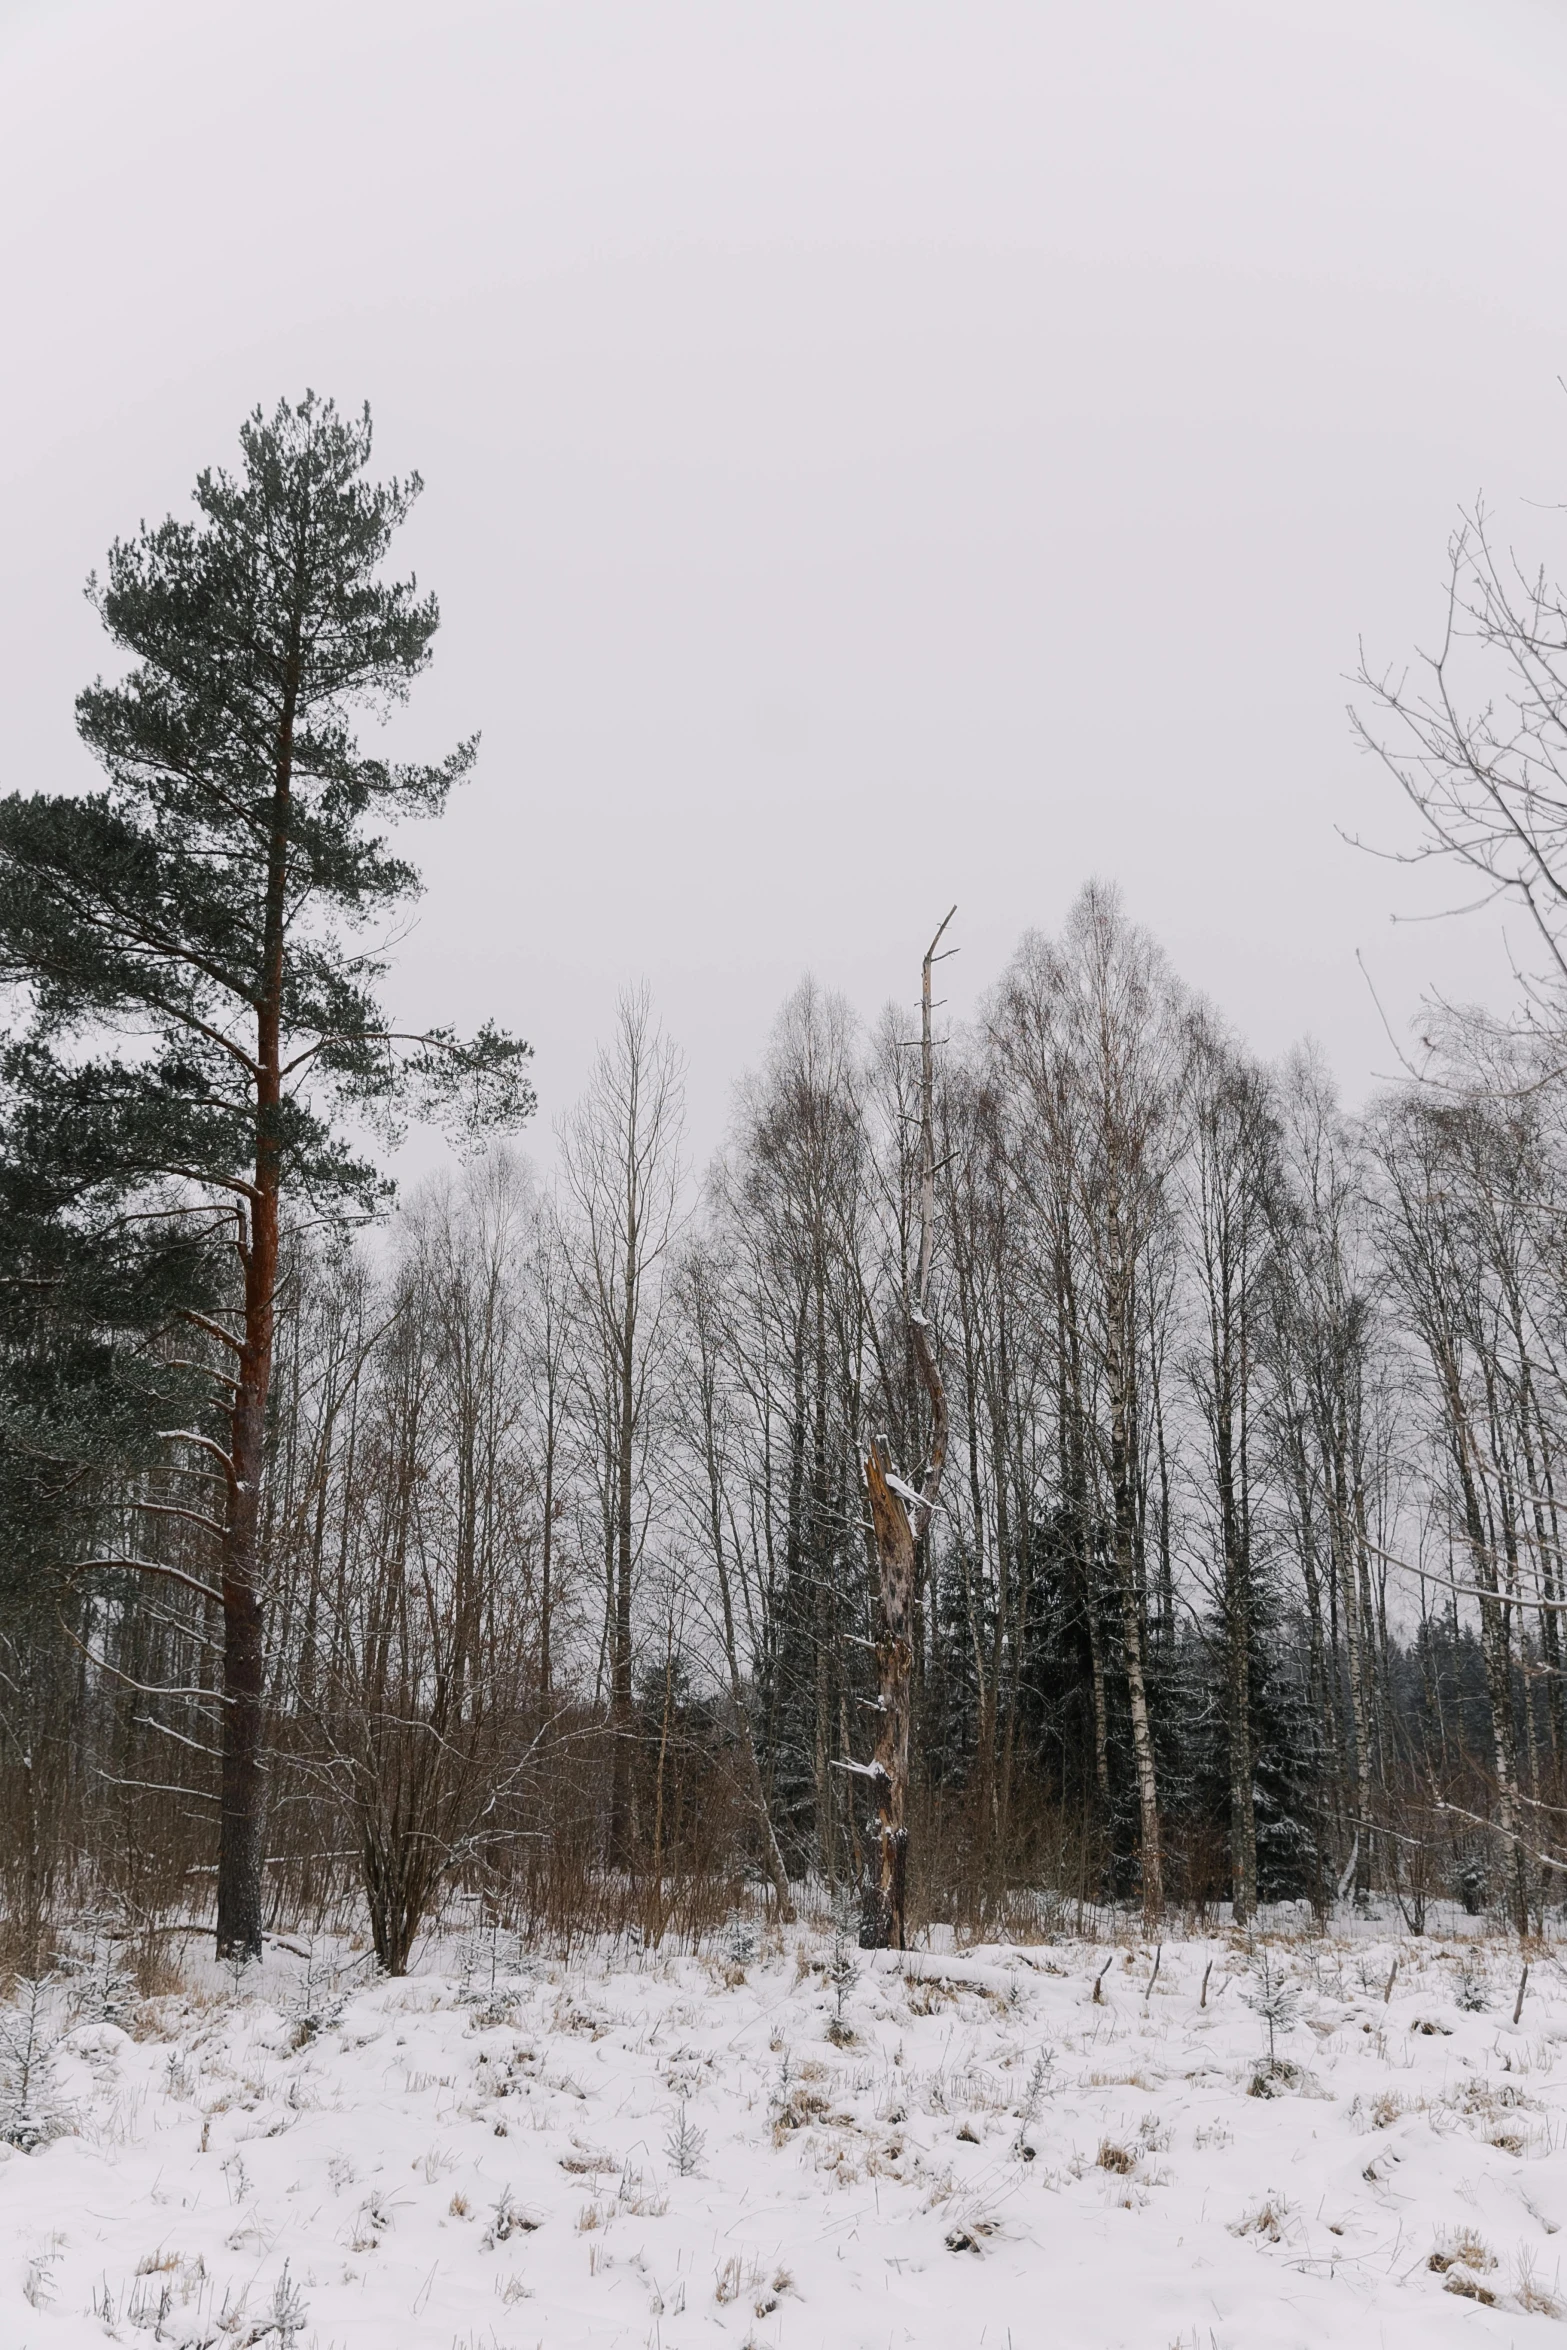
(0, 393, 533, 1957)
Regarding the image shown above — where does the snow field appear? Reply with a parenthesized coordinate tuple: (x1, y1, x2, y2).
(4, 1926, 1567, 2348)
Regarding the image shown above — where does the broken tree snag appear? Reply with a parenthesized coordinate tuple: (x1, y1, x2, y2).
(866, 1439, 917, 1948)
(862, 909, 956, 1952)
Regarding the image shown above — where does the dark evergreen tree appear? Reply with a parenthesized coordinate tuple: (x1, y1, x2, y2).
(0, 1040, 217, 1949)
(1015, 1506, 1116, 1854)
(1249, 1624, 1322, 1906)
(0, 394, 533, 1956)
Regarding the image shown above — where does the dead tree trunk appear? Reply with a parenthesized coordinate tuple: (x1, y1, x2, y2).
(863, 910, 954, 1950)
(866, 1442, 916, 1947)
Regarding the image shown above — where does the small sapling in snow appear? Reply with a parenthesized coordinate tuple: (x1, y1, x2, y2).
(68, 1931, 135, 2030)
(1455, 1950, 1489, 2013)
(1013, 2046, 1054, 2158)
(665, 2102, 706, 2177)
(826, 1904, 858, 2044)
(1244, 1948, 1302, 2093)
(0, 1975, 70, 2150)
(269, 2262, 309, 2348)
(482, 2186, 537, 2246)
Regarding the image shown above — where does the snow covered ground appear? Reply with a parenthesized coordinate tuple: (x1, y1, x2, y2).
(5, 1919, 1567, 2348)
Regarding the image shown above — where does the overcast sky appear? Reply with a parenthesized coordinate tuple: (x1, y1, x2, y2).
(3, 0, 1566, 1166)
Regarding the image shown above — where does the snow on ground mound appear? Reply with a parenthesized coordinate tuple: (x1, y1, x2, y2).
(3, 1929, 1566, 2346)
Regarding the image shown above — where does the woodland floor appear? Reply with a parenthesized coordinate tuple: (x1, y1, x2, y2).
(4, 1912, 1567, 2348)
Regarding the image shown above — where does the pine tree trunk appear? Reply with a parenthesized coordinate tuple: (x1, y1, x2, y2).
(215, 653, 297, 1961)
(213, 1273, 271, 1945)
(217, 1324, 271, 1961)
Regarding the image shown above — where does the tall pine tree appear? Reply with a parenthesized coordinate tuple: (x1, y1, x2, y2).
(0, 394, 533, 1956)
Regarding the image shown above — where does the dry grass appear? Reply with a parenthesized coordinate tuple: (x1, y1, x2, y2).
(1428, 2229, 1496, 2275)
(1514, 2253, 1565, 2319)
(1441, 2270, 1498, 2305)
(1230, 2194, 1293, 2243)
(903, 1978, 959, 2016)
(769, 2072, 832, 2143)
(616, 2165, 669, 2216)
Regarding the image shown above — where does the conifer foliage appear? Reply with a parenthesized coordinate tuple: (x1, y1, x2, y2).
(0, 394, 533, 1957)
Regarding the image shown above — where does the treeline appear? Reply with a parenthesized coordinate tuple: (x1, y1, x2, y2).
(3, 395, 1566, 1971)
(8, 897, 1567, 1966)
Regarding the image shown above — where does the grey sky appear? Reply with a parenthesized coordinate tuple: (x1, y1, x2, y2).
(3, 0, 1566, 1162)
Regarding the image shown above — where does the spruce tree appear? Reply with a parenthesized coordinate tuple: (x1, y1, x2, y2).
(0, 1039, 216, 1956)
(0, 1039, 213, 1584)
(0, 394, 533, 1956)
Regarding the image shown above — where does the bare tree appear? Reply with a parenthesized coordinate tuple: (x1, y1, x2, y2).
(670, 1236, 795, 1916)
(523, 1195, 579, 1709)
(1184, 1015, 1278, 1923)
(306, 1158, 543, 1973)
(560, 987, 686, 1876)
(1355, 494, 1567, 1040)
(938, 1053, 1046, 1903)
(717, 978, 872, 1886)
(994, 886, 1182, 1923)
(1370, 1093, 1551, 1933)
(1268, 1050, 1388, 1907)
